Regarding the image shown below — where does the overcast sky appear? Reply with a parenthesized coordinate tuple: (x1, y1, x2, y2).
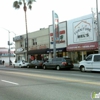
(0, 0, 100, 48)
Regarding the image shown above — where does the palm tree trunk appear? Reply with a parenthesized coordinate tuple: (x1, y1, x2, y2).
(23, 3, 29, 62)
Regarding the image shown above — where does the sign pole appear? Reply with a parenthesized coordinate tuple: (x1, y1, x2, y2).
(52, 10, 56, 58)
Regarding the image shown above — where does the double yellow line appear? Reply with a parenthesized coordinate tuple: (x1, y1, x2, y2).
(1, 70, 100, 86)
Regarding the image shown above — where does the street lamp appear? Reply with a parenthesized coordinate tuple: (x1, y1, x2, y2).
(8, 31, 11, 66)
(1, 28, 16, 65)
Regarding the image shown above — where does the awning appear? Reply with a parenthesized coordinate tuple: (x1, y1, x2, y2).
(47, 47, 66, 53)
(67, 42, 98, 51)
(28, 48, 49, 54)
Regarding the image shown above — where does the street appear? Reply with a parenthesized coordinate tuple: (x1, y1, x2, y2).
(0, 66, 100, 100)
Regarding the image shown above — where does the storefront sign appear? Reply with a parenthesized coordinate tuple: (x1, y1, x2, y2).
(29, 44, 47, 50)
(73, 18, 93, 43)
(39, 45, 47, 49)
(13, 36, 23, 41)
(67, 42, 98, 51)
(16, 48, 24, 52)
(49, 21, 67, 49)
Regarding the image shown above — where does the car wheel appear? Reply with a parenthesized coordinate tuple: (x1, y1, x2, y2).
(27, 65, 30, 68)
(19, 64, 22, 68)
(35, 65, 38, 69)
(43, 65, 46, 70)
(56, 66, 60, 70)
(80, 66, 85, 72)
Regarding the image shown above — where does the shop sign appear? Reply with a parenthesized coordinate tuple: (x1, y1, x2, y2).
(73, 18, 93, 43)
(13, 36, 23, 41)
(16, 48, 24, 52)
(49, 21, 67, 49)
(39, 45, 47, 49)
(29, 46, 37, 50)
(67, 42, 98, 51)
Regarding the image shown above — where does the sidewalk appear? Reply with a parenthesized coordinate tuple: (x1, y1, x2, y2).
(4, 63, 13, 68)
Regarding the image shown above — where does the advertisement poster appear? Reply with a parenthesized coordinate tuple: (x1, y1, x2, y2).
(49, 21, 67, 49)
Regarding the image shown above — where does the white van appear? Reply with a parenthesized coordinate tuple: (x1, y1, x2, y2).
(79, 54, 100, 72)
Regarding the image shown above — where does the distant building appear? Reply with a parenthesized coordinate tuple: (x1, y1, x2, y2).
(0, 47, 15, 64)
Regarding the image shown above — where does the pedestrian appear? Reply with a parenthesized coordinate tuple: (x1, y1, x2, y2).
(2, 60, 5, 65)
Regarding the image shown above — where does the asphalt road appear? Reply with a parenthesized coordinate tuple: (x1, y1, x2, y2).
(0, 66, 100, 100)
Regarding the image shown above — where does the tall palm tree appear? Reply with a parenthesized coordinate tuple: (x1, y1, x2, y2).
(13, 0, 36, 61)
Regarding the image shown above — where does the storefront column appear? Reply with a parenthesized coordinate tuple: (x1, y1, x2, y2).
(81, 51, 84, 60)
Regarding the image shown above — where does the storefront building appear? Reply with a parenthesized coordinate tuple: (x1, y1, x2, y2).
(13, 35, 26, 61)
(14, 28, 50, 62)
(28, 28, 50, 61)
(66, 14, 98, 63)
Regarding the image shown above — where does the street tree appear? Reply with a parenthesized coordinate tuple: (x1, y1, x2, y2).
(13, 0, 36, 61)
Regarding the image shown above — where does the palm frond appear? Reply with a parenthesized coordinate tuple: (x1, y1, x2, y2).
(19, 1, 22, 5)
(29, 5, 32, 10)
(27, 0, 36, 5)
(13, 1, 19, 8)
(13, 1, 21, 9)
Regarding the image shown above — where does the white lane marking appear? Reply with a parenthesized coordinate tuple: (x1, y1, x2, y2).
(1, 80, 19, 85)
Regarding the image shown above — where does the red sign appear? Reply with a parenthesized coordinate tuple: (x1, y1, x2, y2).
(67, 42, 98, 51)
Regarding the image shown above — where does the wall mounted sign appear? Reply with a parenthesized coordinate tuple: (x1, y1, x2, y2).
(16, 48, 24, 52)
(73, 18, 94, 43)
(13, 36, 23, 41)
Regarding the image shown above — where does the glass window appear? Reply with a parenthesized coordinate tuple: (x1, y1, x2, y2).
(20, 41, 23, 47)
(48, 59, 52, 62)
(32, 38, 37, 45)
(86, 55, 92, 61)
(94, 55, 100, 61)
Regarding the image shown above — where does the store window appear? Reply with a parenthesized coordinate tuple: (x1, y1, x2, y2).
(20, 41, 23, 47)
(32, 38, 37, 45)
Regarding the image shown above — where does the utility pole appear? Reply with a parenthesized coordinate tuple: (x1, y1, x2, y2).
(8, 31, 11, 66)
(96, 0, 100, 53)
(52, 10, 56, 58)
(1, 28, 16, 65)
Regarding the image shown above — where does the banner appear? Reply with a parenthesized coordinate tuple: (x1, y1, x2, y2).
(54, 12, 59, 41)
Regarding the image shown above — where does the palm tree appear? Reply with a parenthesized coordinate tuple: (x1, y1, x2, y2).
(13, 0, 36, 61)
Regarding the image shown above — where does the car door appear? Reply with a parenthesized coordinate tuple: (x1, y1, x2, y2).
(93, 55, 100, 71)
(45, 59, 53, 68)
(31, 61, 36, 67)
(52, 58, 59, 68)
(85, 55, 93, 71)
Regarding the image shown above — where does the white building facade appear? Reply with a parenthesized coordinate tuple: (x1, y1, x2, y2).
(66, 14, 98, 62)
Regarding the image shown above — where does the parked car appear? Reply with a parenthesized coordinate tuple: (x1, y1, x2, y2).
(0, 60, 2, 65)
(13, 60, 29, 68)
(42, 57, 74, 70)
(79, 54, 100, 72)
(27, 60, 44, 69)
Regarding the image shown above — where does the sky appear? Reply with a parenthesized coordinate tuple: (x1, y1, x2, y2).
(0, 0, 100, 48)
